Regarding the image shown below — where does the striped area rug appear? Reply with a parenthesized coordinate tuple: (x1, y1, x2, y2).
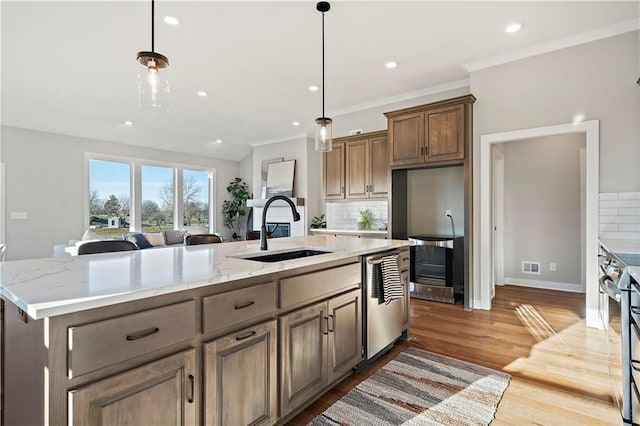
(309, 348, 511, 426)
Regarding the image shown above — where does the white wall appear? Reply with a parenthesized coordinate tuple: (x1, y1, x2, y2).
(251, 136, 322, 231)
(502, 134, 584, 287)
(1, 126, 240, 260)
(238, 152, 254, 197)
(472, 31, 639, 192)
(471, 31, 639, 307)
(406, 167, 464, 237)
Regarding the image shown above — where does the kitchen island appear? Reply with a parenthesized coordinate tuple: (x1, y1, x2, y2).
(0, 235, 409, 425)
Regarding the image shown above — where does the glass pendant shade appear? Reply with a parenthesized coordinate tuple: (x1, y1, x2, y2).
(315, 117, 333, 152)
(137, 52, 169, 112)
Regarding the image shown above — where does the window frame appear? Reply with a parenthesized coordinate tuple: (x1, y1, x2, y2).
(85, 153, 217, 234)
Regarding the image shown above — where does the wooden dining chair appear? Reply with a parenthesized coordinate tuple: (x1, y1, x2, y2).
(185, 234, 223, 246)
(77, 240, 138, 255)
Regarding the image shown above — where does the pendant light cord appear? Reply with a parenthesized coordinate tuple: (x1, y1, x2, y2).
(321, 11, 325, 118)
(151, 0, 155, 53)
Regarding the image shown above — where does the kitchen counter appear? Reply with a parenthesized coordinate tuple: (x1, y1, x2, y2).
(0, 235, 408, 319)
(309, 228, 389, 238)
(600, 238, 640, 282)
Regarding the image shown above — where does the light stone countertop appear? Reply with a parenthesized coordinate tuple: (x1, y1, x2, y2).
(0, 235, 409, 320)
(600, 238, 640, 283)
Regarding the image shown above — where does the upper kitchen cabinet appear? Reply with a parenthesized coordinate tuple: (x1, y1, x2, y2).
(323, 142, 345, 200)
(385, 95, 476, 167)
(324, 130, 388, 200)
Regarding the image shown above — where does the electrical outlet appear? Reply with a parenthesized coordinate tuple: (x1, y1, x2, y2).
(549, 262, 557, 272)
(445, 210, 452, 217)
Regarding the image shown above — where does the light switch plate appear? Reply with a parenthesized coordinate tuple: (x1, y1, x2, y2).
(10, 212, 28, 220)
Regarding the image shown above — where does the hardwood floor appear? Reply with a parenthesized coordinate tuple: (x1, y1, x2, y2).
(288, 285, 621, 425)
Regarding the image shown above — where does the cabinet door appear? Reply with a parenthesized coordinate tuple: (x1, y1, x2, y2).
(280, 301, 327, 417)
(323, 142, 345, 200)
(204, 320, 277, 426)
(369, 136, 389, 198)
(425, 104, 465, 162)
(389, 112, 424, 166)
(400, 270, 410, 331)
(69, 349, 197, 426)
(327, 289, 362, 384)
(345, 138, 370, 199)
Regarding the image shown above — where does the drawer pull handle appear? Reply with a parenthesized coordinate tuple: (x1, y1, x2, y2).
(235, 330, 256, 341)
(632, 360, 640, 372)
(126, 327, 160, 341)
(234, 301, 255, 310)
(632, 307, 640, 315)
(187, 374, 194, 403)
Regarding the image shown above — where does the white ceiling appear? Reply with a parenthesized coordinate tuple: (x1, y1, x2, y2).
(2, 1, 638, 162)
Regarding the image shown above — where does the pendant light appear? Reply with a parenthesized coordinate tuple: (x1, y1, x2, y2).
(314, 1, 332, 152)
(137, 0, 170, 112)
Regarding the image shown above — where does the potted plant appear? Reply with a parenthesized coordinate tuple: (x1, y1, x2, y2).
(222, 177, 250, 240)
(357, 209, 373, 230)
(310, 214, 327, 229)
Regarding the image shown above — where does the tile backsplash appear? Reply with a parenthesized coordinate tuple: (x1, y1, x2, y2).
(599, 192, 640, 240)
(326, 201, 388, 230)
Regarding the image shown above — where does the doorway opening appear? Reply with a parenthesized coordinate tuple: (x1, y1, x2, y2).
(477, 121, 600, 328)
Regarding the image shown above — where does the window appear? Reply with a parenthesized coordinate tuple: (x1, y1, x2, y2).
(89, 159, 131, 239)
(141, 165, 174, 232)
(183, 169, 211, 231)
(87, 155, 215, 238)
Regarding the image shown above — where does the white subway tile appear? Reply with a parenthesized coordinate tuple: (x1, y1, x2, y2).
(619, 208, 640, 216)
(599, 208, 619, 216)
(599, 193, 619, 200)
(599, 231, 640, 240)
(600, 200, 640, 208)
(600, 216, 640, 224)
(620, 224, 640, 232)
(599, 224, 619, 232)
(619, 192, 640, 200)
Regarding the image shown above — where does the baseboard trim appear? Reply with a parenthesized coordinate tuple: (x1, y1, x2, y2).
(504, 277, 584, 293)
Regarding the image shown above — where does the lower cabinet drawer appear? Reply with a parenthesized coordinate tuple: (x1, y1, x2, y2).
(68, 300, 196, 378)
(202, 282, 277, 334)
(279, 263, 360, 308)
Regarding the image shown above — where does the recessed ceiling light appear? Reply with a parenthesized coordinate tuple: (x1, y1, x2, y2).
(124, 121, 133, 126)
(215, 139, 222, 144)
(164, 16, 179, 26)
(505, 22, 523, 33)
(292, 121, 300, 126)
(309, 85, 319, 92)
(385, 61, 398, 69)
(197, 91, 208, 97)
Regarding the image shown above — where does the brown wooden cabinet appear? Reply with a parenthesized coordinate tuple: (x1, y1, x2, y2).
(279, 288, 362, 417)
(325, 130, 388, 200)
(323, 142, 345, 200)
(386, 95, 475, 167)
(204, 320, 277, 426)
(69, 349, 197, 426)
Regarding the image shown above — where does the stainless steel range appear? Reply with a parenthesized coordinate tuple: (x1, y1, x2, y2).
(599, 243, 634, 424)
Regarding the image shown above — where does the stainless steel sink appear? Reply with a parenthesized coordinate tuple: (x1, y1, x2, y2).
(234, 248, 336, 263)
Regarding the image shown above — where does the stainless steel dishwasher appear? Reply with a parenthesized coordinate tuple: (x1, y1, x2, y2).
(362, 250, 404, 361)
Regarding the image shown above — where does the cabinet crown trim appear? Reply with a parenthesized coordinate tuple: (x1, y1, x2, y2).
(334, 129, 387, 143)
(383, 94, 476, 118)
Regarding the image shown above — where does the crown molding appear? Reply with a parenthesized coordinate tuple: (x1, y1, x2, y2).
(329, 79, 470, 118)
(464, 18, 640, 73)
(249, 132, 311, 147)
